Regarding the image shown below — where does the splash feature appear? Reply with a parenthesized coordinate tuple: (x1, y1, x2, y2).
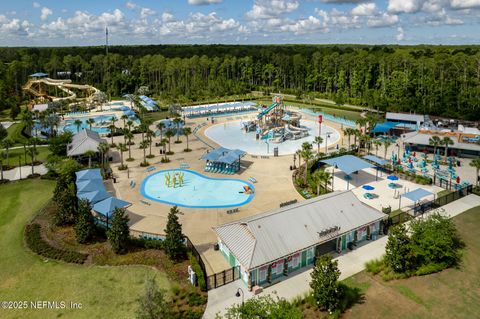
(165, 172, 185, 188)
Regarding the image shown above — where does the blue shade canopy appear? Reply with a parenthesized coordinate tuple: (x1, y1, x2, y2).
(321, 155, 374, 176)
(363, 155, 389, 166)
(93, 197, 131, 218)
(76, 179, 105, 193)
(30, 72, 48, 77)
(402, 188, 433, 202)
(77, 189, 111, 204)
(362, 185, 375, 191)
(387, 175, 399, 181)
(75, 169, 102, 181)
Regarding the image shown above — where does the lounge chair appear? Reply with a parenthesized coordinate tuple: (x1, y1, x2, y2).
(248, 177, 257, 183)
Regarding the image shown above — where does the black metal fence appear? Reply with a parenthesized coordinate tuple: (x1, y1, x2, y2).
(185, 237, 208, 291)
(206, 266, 240, 291)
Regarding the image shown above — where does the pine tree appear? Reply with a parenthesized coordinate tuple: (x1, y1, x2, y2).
(164, 206, 185, 261)
(310, 254, 342, 312)
(74, 199, 96, 244)
(136, 276, 171, 319)
(54, 182, 77, 226)
(107, 208, 130, 254)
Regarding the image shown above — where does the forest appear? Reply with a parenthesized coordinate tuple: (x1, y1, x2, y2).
(0, 44, 479, 120)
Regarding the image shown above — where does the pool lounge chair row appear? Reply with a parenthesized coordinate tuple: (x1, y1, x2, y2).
(130, 180, 136, 188)
(248, 177, 257, 183)
(146, 166, 156, 172)
(180, 163, 190, 169)
(226, 208, 239, 214)
(204, 163, 237, 174)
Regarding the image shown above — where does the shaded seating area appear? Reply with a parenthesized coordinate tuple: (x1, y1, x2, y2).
(182, 101, 256, 118)
(201, 147, 246, 175)
(321, 155, 375, 190)
(139, 95, 159, 111)
(363, 155, 389, 181)
(399, 188, 433, 214)
(75, 169, 131, 227)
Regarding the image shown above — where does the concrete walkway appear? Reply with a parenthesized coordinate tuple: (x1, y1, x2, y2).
(1, 164, 48, 181)
(204, 194, 480, 318)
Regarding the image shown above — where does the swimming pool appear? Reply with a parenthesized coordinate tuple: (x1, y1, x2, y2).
(141, 169, 255, 208)
(61, 114, 117, 134)
(204, 120, 340, 156)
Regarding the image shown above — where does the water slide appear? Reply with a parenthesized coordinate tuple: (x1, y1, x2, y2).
(23, 77, 99, 102)
(257, 102, 278, 119)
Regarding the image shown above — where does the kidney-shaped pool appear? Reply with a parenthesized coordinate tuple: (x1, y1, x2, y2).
(140, 169, 255, 208)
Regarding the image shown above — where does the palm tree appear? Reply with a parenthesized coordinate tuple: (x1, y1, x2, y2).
(20, 110, 34, 136)
(344, 128, 354, 150)
(109, 124, 116, 146)
(121, 114, 128, 128)
(312, 169, 331, 195)
(84, 150, 96, 168)
(356, 117, 368, 134)
(165, 129, 174, 154)
(183, 127, 192, 151)
(86, 118, 95, 130)
(161, 138, 168, 161)
(173, 117, 183, 143)
(74, 119, 82, 133)
(301, 148, 314, 185)
(353, 129, 361, 151)
(373, 140, 382, 157)
(117, 143, 128, 169)
(140, 140, 149, 165)
(146, 129, 154, 157)
(27, 147, 38, 175)
(314, 136, 323, 153)
(125, 131, 134, 160)
(383, 140, 392, 160)
(97, 142, 110, 173)
(301, 141, 312, 152)
(1, 138, 14, 167)
(156, 122, 166, 143)
(429, 136, 441, 156)
(296, 149, 302, 168)
(441, 136, 454, 161)
(469, 158, 480, 187)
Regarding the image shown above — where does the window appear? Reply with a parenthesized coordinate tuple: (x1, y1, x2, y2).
(259, 268, 267, 282)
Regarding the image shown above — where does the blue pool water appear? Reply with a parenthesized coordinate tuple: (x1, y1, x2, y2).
(61, 114, 118, 134)
(141, 169, 255, 208)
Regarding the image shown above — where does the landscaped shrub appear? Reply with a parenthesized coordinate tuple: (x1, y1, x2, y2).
(25, 223, 88, 264)
(365, 258, 384, 275)
(188, 252, 206, 291)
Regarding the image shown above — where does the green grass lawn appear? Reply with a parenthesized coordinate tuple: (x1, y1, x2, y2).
(3, 146, 51, 167)
(6, 123, 29, 146)
(0, 180, 170, 319)
(343, 206, 480, 319)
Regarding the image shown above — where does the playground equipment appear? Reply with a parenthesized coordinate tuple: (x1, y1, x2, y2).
(240, 95, 309, 143)
(22, 73, 99, 103)
(165, 172, 185, 188)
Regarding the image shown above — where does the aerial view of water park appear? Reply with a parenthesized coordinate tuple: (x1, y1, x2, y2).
(2, 3, 480, 317)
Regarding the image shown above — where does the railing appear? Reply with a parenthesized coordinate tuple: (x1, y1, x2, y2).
(185, 237, 209, 291)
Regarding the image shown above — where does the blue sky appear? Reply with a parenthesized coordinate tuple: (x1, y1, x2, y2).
(1, 0, 479, 46)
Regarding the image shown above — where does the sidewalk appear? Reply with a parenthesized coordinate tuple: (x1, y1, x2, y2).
(204, 194, 480, 318)
(1, 164, 48, 181)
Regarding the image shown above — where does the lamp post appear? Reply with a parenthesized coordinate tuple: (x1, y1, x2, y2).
(325, 133, 331, 154)
(235, 287, 244, 307)
(293, 153, 296, 169)
(332, 163, 337, 191)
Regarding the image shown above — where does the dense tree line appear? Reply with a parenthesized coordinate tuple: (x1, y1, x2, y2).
(1, 45, 479, 119)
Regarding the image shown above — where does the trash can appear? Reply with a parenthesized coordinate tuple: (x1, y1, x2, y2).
(274, 147, 279, 157)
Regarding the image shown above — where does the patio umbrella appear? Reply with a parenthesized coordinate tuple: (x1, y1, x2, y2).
(362, 185, 375, 191)
(387, 175, 399, 181)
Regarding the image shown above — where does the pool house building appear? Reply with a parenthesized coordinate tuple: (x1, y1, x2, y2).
(214, 191, 385, 289)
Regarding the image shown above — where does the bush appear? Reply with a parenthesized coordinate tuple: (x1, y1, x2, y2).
(188, 252, 206, 291)
(25, 223, 88, 264)
(187, 291, 207, 306)
(365, 258, 384, 275)
(415, 263, 447, 276)
(130, 237, 165, 250)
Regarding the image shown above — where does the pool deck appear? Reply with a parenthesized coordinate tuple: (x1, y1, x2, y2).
(108, 110, 349, 275)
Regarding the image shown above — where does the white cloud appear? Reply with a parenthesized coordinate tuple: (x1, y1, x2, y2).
(351, 3, 376, 16)
(126, 2, 137, 9)
(246, 0, 299, 19)
(162, 12, 175, 23)
(40, 7, 52, 21)
(0, 15, 32, 37)
(450, 0, 480, 9)
(32, 2, 40, 8)
(188, 0, 222, 5)
(388, 0, 425, 13)
(140, 8, 156, 19)
(280, 15, 328, 34)
(396, 26, 405, 41)
(367, 12, 399, 27)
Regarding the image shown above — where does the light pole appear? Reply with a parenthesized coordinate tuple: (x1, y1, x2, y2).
(332, 163, 337, 191)
(293, 153, 296, 169)
(325, 133, 331, 154)
(235, 287, 244, 308)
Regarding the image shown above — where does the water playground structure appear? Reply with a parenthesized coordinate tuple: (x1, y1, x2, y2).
(23, 72, 99, 104)
(241, 95, 309, 144)
(165, 171, 185, 188)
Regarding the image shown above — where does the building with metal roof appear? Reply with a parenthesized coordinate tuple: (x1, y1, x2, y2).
(386, 112, 425, 128)
(67, 129, 107, 157)
(214, 191, 385, 288)
(401, 131, 480, 158)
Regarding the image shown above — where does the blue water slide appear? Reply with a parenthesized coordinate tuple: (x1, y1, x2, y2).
(257, 102, 278, 119)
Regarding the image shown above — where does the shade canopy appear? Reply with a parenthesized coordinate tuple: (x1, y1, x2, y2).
(363, 155, 389, 166)
(402, 188, 433, 202)
(201, 147, 245, 164)
(30, 72, 48, 77)
(76, 179, 105, 193)
(387, 175, 399, 181)
(362, 185, 375, 191)
(77, 189, 111, 204)
(75, 169, 102, 181)
(93, 197, 131, 217)
(321, 155, 374, 176)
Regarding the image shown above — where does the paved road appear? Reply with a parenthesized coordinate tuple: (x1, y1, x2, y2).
(204, 194, 480, 318)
